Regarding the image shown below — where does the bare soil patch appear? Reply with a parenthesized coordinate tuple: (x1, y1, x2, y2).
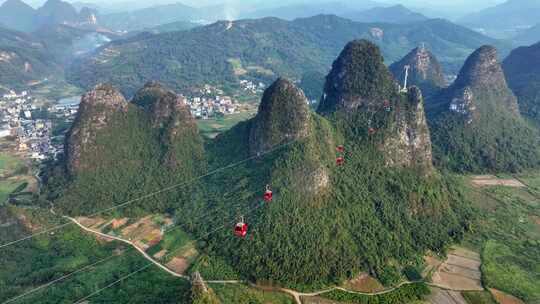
(76, 216, 106, 228)
(489, 289, 524, 304)
(112, 218, 128, 229)
(166, 257, 189, 274)
(342, 272, 384, 293)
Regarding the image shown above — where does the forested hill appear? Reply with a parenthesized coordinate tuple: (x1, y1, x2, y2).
(0, 26, 61, 92)
(426, 45, 540, 172)
(503, 41, 540, 125)
(50, 40, 473, 288)
(67, 15, 506, 97)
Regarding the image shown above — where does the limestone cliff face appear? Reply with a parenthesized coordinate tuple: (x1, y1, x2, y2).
(426, 45, 540, 172)
(132, 82, 204, 170)
(431, 45, 520, 124)
(66, 84, 128, 173)
(390, 46, 446, 96)
(319, 39, 433, 170)
(249, 78, 311, 155)
(381, 87, 433, 171)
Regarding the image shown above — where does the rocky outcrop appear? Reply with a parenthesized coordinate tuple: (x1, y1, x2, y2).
(432, 45, 520, 123)
(133, 81, 192, 129)
(132, 82, 204, 170)
(319, 39, 433, 170)
(426, 45, 540, 172)
(381, 87, 433, 171)
(249, 78, 311, 155)
(66, 84, 128, 173)
(390, 46, 446, 96)
(317, 39, 396, 113)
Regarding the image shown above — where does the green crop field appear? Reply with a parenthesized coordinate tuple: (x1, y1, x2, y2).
(463, 172, 540, 303)
(197, 111, 256, 138)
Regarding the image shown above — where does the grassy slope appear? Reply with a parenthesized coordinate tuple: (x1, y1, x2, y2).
(461, 173, 540, 302)
(0, 153, 31, 203)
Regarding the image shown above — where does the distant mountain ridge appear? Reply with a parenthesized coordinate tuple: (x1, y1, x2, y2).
(458, 0, 540, 38)
(513, 23, 540, 46)
(343, 4, 428, 23)
(0, 25, 61, 91)
(68, 15, 506, 97)
(0, 0, 100, 32)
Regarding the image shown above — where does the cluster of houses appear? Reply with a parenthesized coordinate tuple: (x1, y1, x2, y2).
(186, 95, 238, 119)
(185, 85, 239, 119)
(0, 90, 79, 161)
(239, 79, 265, 94)
(185, 81, 265, 120)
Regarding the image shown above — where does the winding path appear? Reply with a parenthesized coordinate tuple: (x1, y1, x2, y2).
(69, 216, 478, 304)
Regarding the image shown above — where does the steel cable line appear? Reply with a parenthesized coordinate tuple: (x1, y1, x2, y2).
(68, 157, 352, 303)
(0, 136, 307, 250)
(71, 203, 265, 304)
(6, 142, 355, 303)
(1, 148, 292, 303)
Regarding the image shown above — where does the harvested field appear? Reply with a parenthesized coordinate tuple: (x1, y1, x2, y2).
(428, 247, 483, 291)
(471, 176, 525, 188)
(427, 287, 467, 304)
(119, 216, 164, 247)
(76, 217, 106, 228)
(489, 289, 525, 304)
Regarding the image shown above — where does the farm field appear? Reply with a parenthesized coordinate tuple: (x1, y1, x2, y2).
(0, 152, 34, 204)
(197, 109, 256, 138)
(461, 172, 540, 303)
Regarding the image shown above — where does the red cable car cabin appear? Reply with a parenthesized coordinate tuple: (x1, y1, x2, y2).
(263, 185, 273, 202)
(336, 156, 345, 166)
(336, 145, 345, 153)
(234, 221, 248, 237)
(368, 127, 376, 135)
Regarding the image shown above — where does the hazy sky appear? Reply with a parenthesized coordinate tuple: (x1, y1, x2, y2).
(12, 0, 506, 8)
(8, 0, 508, 15)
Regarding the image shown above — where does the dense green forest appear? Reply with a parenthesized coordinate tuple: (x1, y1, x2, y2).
(503, 41, 540, 126)
(428, 97, 540, 172)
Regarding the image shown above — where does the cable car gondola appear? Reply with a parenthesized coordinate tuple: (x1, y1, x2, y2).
(336, 156, 345, 166)
(263, 185, 273, 202)
(234, 216, 248, 237)
(336, 145, 345, 153)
